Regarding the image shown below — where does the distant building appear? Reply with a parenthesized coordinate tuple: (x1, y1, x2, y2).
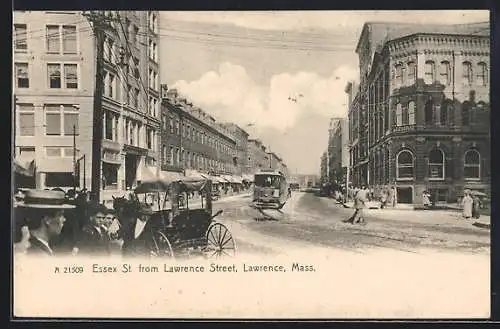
(160, 87, 237, 178)
(247, 139, 269, 173)
(320, 151, 328, 184)
(327, 117, 349, 184)
(351, 21, 490, 205)
(220, 122, 250, 176)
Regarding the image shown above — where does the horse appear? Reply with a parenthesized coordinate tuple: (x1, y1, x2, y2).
(112, 195, 140, 229)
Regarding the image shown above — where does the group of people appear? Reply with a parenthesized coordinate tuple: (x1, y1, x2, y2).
(460, 189, 482, 220)
(14, 189, 161, 258)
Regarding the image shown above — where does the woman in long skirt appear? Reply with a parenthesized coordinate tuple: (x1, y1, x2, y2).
(462, 190, 473, 219)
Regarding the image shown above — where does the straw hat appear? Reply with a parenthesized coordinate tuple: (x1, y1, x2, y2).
(16, 189, 76, 209)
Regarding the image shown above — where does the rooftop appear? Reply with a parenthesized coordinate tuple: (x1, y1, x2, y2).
(356, 21, 489, 54)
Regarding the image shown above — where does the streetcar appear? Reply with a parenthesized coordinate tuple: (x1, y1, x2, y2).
(251, 169, 288, 210)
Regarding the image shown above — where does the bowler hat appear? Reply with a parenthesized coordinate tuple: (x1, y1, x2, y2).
(16, 189, 76, 209)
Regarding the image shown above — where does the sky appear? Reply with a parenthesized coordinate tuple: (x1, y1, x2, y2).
(158, 10, 489, 175)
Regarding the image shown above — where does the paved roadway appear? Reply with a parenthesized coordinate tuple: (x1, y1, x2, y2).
(213, 191, 490, 256)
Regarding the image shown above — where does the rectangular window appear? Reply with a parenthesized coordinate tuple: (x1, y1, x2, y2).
(46, 25, 60, 53)
(45, 104, 79, 136)
(45, 172, 74, 187)
(15, 63, 29, 88)
(48, 64, 61, 88)
(102, 163, 118, 190)
(64, 111, 79, 135)
(18, 104, 35, 136)
(46, 112, 61, 135)
(19, 146, 35, 157)
(105, 112, 113, 140)
(134, 88, 139, 108)
(105, 71, 115, 98)
(169, 147, 174, 165)
(46, 147, 62, 157)
(62, 25, 77, 54)
(64, 64, 78, 89)
(424, 61, 435, 84)
(14, 24, 27, 51)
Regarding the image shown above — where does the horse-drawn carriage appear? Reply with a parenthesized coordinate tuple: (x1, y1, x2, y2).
(113, 177, 236, 259)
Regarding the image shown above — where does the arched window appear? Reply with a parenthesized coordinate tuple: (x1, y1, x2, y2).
(407, 61, 416, 85)
(424, 61, 435, 84)
(428, 149, 445, 180)
(396, 103, 402, 126)
(464, 149, 480, 179)
(395, 64, 403, 86)
(462, 101, 472, 126)
(402, 103, 409, 125)
(462, 61, 473, 86)
(476, 62, 488, 86)
(439, 61, 451, 85)
(396, 150, 414, 180)
(408, 101, 416, 125)
(425, 99, 434, 124)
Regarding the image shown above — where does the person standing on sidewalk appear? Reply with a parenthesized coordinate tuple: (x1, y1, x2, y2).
(461, 190, 473, 219)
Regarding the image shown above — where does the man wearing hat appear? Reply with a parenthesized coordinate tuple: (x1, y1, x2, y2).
(74, 203, 111, 256)
(15, 190, 75, 257)
(121, 203, 157, 258)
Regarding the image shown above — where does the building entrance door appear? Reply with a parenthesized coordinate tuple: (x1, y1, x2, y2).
(397, 187, 413, 204)
(125, 154, 138, 189)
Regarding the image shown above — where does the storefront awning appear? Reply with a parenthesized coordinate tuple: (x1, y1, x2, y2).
(231, 175, 243, 184)
(185, 169, 205, 180)
(159, 170, 184, 181)
(36, 158, 73, 173)
(13, 157, 35, 177)
(242, 174, 254, 182)
(203, 174, 226, 184)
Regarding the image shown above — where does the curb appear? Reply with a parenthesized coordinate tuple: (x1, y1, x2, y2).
(472, 221, 491, 229)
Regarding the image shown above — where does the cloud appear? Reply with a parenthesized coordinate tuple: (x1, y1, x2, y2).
(171, 62, 358, 131)
(161, 11, 489, 31)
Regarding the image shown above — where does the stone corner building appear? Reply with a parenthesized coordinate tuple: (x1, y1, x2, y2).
(349, 21, 490, 205)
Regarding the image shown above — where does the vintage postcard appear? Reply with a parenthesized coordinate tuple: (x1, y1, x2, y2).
(12, 10, 491, 319)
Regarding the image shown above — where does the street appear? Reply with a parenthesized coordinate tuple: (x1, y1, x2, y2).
(213, 192, 490, 255)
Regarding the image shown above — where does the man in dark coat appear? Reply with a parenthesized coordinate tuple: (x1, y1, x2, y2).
(15, 189, 76, 257)
(75, 203, 111, 256)
(121, 203, 157, 258)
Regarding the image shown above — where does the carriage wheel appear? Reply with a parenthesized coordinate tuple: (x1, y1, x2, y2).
(153, 231, 175, 259)
(205, 223, 236, 258)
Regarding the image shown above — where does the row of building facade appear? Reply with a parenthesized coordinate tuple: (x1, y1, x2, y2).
(322, 21, 490, 205)
(13, 10, 288, 202)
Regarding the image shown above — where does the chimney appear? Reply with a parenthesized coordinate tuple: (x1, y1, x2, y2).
(161, 84, 169, 99)
(167, 88, 178, 99)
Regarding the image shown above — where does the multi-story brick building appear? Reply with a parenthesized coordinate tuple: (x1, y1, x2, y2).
(352, 21, 490, 205)
(220, 122, 249, 176)
(13, 11, 162, 203)
(160, 88, 237, 180)
(247, 139, 269, 174)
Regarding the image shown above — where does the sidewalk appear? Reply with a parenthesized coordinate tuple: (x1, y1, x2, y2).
(340, 200, 490, 229)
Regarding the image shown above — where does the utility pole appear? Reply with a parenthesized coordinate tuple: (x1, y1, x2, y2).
(83, 11, 115, 203)
(73, 124, 76, 191)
